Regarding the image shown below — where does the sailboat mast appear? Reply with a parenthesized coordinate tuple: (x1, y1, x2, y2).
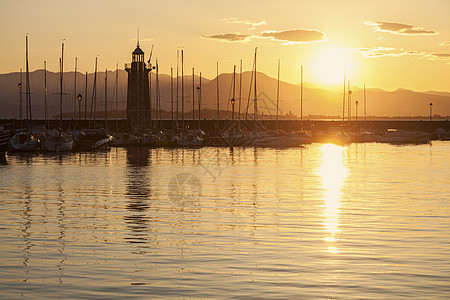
(216, 62, 219, 120)
(276, 59, 280, 130)
(89, 57, 98, 129)
(105, 69, 107, 130)
(149, 69, 152, 129)
(60, 42, 64, 128)
(176, 50, 179, 125)
(181, 50, 184, 129)
(232, 65, 236, 121)
(73, 57, 77, 129)
(157, 60, 161, 127)
(192, 67, 195, 129)
(342, 69, 346, 123)
(19, 69, 23, 128)
(25, 36, 30, 122)
(171, 67, 174, 125)
(85, 71, 88, 121)
(44, 61, 48, 128)
(364, 84, 367, 129)
(253, 47, 257, 121)
(300, 65, 303, 130)
(198, 72, 201, 129)
(348, 80, 351, 123)
(238, 59, 242, 127)
(115, 63, 118, 132)
(93, 57, 97, 127)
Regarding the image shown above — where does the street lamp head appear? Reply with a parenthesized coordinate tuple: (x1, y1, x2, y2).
(429, 102, 433, 107)
(231, 98, 235, 104)
(18, 82, 22, 88)
(77, 93, 82, 102)
(196, 86, 200, 91)
(355, 100, 359, 106)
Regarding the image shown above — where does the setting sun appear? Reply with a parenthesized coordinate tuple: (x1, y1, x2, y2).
(312, 46, 354, 84)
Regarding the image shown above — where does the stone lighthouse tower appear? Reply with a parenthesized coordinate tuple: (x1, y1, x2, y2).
(125, 41, 150, 129)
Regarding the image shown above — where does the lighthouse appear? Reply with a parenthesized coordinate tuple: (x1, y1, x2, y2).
(125, 41, 150, 129)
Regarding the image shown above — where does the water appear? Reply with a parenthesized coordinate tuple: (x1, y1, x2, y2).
(1, 142, 449, 299)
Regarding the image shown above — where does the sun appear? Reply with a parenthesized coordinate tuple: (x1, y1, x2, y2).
(312, 46, 353, 85)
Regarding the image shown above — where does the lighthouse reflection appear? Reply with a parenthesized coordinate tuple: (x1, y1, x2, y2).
(125, 147, 151, 245)
(318, 144, 347, 254)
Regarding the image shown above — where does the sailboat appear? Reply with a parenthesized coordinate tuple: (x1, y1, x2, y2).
(252, 63, 310, 147)
(42, 43, 74, 152)
(43, 128, 74, 152)
(9, 35, 40, 152)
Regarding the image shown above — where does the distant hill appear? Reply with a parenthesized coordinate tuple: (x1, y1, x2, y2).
(0, 69, 449, 119)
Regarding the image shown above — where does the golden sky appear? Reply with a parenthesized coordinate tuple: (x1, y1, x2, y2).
(1, 0, 449, 91)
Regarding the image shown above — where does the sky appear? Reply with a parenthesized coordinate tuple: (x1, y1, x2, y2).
(1, 0, 449, 92)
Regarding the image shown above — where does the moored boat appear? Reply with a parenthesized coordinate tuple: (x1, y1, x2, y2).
(8, 131, 40, 152)
(42, 128, 73, 152)
(377, 129, 430, 144)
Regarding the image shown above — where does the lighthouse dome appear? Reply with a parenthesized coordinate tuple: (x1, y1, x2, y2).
(133, 46, 144, 55)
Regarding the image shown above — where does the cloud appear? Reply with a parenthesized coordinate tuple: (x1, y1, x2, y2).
(222, 18, 267, 28)
(355, 47, 426, 57)
(365, 21, 438, 35)
(439, 41, 450, 46)
(260, 29, 326, 44)
(427, 53, 450, 60)
(202, 33, 252, 42)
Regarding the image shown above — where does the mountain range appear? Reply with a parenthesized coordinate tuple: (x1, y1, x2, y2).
(0, 69, 449, 119)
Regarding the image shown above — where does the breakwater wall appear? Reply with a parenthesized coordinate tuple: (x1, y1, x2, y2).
(1, 119, 449, 133)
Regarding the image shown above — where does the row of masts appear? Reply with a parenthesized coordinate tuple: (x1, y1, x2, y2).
(19, 37, 366, 132)
(342, 70, 367, 128)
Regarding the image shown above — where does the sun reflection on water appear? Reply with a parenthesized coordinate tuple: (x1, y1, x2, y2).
(318, 144, 348, 253)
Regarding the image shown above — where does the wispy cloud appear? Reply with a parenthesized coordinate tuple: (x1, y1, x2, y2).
(355, 47, 426, 57)
(221, 18, 267, 29)
(427, 53, 450, 60)
(259, 29, 326, 44)
(365, 21, 438, 35)
(439, 41, 450, 46)
(202, 33, 252, 42)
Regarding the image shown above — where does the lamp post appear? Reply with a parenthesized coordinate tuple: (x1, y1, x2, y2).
(355, 100, 359, 122)
(77, 93, 82, 128)
(429, 102, 433, 122)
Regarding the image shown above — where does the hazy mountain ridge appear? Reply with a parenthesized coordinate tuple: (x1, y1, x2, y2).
(0, 70, 448, 119)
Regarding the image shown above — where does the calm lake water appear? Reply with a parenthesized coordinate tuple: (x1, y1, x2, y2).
(1, 142, 449, 299)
